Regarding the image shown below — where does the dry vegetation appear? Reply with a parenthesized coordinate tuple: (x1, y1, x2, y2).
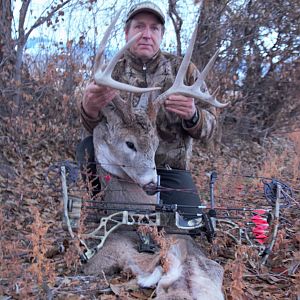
(0, 72, 299, 298)
(1, 0, 300, 299)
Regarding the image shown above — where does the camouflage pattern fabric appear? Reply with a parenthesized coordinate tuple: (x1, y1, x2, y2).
(79, 50, 217, 170)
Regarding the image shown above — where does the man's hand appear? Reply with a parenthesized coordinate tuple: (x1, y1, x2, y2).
(82, 82, 118, 118)
(164, 94, 196, 120)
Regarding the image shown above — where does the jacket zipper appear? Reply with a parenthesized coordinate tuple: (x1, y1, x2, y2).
(142, 63, 147, 86)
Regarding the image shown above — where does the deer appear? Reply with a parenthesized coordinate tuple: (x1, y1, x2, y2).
(81, 8, 227, 300)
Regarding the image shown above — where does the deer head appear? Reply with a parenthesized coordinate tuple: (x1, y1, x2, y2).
(93, 97, 159, 188)
(92, 9, 228, 187)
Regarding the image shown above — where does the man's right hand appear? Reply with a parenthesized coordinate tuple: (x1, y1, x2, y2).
(82, 82, 118, 119)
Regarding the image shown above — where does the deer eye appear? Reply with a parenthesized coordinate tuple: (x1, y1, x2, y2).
(126, 141, 136, 151)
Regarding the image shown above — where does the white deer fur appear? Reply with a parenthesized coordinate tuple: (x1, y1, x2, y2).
(82, 97, 224, 300)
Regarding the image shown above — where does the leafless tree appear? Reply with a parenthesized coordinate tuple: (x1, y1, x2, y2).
(168, 0, 183, 56)
(167, 0, 300, 142)
(0, 0, 85, 113)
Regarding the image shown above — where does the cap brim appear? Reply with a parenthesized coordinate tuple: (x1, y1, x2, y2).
(127, 8, 165, 24)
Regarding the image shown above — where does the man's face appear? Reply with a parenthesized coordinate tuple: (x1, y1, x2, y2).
(125, 12, 164, 62)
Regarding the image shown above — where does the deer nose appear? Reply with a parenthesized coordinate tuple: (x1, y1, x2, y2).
(143, 181, 158, 195)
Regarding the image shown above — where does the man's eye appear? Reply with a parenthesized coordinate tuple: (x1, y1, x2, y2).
(126, 141, 136, 151)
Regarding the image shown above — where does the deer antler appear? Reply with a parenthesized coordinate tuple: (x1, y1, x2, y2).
(94, 10, 226, 108)
(155, 25, 228, 108)
(93, 9, 161, 94)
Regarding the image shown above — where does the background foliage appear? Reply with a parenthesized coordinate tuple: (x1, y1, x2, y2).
(1, 0, 299, 141)
(0, 0, 299, 299)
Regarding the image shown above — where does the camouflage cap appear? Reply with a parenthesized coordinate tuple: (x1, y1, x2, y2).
(126, 1, 165, 25)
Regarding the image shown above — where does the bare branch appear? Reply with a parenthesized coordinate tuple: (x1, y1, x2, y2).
(24, 0, 72, 42)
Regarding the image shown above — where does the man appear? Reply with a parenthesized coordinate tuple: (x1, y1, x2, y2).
(77, 1, 217, 219)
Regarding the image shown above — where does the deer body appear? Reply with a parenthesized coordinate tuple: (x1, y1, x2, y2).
(83, 231, 224, 300)
(83, 100, 224, 299)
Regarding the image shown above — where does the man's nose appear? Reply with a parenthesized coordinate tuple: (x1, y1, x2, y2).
(141, 28, 151, 39)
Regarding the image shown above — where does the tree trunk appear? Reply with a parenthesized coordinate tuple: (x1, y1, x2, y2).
(0, 0, 15, 78)
(168, 0, 183, 56)
(192, 0, 225, 70)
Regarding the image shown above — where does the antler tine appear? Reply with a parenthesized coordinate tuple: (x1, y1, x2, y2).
(197, 49, 220, 83)
(155, 24, 228, 108)
(94, 9, 160, 94)
(93, 9, 122, 73)
(173, 22, 198, 87)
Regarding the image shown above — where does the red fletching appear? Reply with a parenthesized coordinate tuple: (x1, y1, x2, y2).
(255, 224, 269, 229)
(253, 209, 267, 215)
(252, 215, 265, 221)
(252, 227, 267, 234)
(252, 219, 268, 225)
(252, 215, 268, 225)
(253, 234, 268, 239)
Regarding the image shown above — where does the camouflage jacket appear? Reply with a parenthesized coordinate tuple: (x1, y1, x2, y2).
(80, 49, 217, 170)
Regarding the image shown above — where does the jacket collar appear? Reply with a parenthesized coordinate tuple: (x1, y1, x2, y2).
(124, 50, 162, 73)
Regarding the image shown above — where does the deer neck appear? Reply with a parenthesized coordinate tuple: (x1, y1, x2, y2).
(97, 165, 157, 207)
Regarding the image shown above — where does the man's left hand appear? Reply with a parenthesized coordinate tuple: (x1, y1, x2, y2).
(165, 94, 196, 120)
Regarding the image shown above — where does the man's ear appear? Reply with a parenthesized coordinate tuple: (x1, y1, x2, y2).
(125, 29, 129, 42)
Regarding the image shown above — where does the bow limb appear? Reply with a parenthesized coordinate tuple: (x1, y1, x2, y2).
(260, 183, 281, 265)
(80, 211, 162, 260)
(81, 211, 128, 260)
